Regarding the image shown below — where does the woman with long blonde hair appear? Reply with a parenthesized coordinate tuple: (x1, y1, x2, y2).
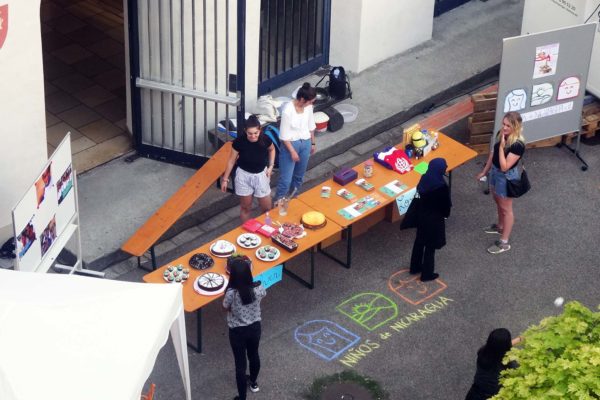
(476, 112, 525, 254)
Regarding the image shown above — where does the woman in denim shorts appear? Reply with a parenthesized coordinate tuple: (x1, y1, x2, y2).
(221, 115, 276, 222)
(476, 112, 525, 254)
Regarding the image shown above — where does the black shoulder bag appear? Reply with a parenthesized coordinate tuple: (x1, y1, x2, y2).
(506, 146, 531, 198)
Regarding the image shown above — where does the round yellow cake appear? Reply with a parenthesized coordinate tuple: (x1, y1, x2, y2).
(301, 211, 326, 229)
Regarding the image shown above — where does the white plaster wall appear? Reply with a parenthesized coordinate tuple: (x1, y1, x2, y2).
(329, 0, 363, 72)
(0, 0, 47, 242)
(245, 0, 261, 110)
(330, 0, 434, 73)
(357, 0, 434, 72)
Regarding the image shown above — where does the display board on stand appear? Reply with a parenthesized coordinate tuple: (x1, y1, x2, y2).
(11, 134, 103, 276)
(495, 23, 596, 168)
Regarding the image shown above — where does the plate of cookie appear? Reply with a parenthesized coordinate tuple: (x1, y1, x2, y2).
(236, 233, 262, 249)
(163, 265, 190, 283)
(255, 245, 281, 262)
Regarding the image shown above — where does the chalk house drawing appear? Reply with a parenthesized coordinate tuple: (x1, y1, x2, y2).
(503, 89, 527, 112)
(530, 83, 553, 107)
(294, 320, 360, 361)
(388, 269, 447, 305)
(557, 76, 580, 101)
(336, 292, 398, 331)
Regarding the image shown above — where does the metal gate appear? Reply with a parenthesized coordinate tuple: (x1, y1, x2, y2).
(128, 0, 245, 167)
(258, 0, 331, 95)
(434, 0, 471, 17)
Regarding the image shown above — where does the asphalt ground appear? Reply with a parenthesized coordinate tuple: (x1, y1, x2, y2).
(118, 141, 600, 399)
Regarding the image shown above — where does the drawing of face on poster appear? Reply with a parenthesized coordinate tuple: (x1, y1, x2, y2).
(530, 83, 553, 107)
(557, 77, 580, 101)
(40, 216, 57, 257)
(504, 89, 527, 112)
(294, 320, 360, 361)
(56, 164, 73, 205)
(34, 165, 52, 208)
(16, 220, 36, 259)
(336, 292, 398, 331)
(533, 43, 559, 79)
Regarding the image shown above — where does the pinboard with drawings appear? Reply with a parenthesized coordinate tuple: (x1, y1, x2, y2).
(12, 134, 77, 272)
(494, 23, 596, 143)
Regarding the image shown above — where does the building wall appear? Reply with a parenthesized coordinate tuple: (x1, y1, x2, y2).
(329, 0, 435, 73)
(0, 0, 47, 243)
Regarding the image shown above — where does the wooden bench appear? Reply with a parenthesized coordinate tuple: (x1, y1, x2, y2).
(121, 142, 232, 270)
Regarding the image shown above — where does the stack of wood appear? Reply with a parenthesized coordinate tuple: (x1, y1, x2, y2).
(467, 92, 564, 154)
(467, 93, 497, 154)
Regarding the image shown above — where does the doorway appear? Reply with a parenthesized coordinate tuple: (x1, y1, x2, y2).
(258, 0, 331, 95)
(41, 0, 131, 173)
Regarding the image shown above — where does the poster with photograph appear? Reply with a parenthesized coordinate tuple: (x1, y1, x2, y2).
(12, 133, 77, 272)
(533, 43, 559, 79)
(34, 164, 52, 208)
(40, 216, 57, 257)
(57, 164, 73, 204)
(16, 219, 36, 259)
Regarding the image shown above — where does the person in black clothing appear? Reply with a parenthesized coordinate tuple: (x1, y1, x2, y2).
(408, 157, 451, 281)
(221, 115, 276, 222)
(466, 328, 522, 400)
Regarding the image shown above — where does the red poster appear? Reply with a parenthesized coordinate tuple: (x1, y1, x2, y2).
(0, 5, 7, 50)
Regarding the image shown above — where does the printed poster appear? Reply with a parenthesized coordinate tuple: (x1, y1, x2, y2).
(395, 188, 417, 216)
(337, 194, 384, 220)
(533, 43, 559, 79)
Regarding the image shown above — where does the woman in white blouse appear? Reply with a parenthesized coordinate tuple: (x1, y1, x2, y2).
(274, 82, 317, 201)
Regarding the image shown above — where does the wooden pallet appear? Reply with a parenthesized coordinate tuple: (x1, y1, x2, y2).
(471, 92, 498, 112)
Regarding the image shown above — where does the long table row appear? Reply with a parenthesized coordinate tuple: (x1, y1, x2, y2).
(143, 132, 478, 352)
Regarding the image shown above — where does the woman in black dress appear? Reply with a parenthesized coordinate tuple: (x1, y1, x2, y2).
(408, 157, 451, 281)
(466, 328, 521, 400)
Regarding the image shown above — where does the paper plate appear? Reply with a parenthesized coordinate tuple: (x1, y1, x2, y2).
(255, 246, 281, 262)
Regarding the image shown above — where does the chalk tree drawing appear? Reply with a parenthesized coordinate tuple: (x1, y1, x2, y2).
(336, 292, 398, 331)
(294, 320, 360, 361)
(388, 269, 447, 305)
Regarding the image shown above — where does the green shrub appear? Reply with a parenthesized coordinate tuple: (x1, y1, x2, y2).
(493, 301, 600, 399)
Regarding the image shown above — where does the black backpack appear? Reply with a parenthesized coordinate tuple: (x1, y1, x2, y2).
(317, 66, 352, 100)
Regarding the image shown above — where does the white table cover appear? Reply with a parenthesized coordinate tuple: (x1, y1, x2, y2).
(0, 269, 191, 400)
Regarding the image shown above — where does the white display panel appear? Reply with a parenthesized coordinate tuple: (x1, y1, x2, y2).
(12, 134, 77, 272)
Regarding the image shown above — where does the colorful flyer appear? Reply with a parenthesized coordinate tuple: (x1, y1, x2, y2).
(337, 188, 356, 201)
(337, 194, 384, 220)
(379, 180, 408, 197)
(533, 43, 559, 80)
(321, 186, 331, 198)
(354, 179, 374, 192)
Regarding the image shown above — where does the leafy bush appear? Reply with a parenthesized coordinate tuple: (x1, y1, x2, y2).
(493, 301, 600, 399)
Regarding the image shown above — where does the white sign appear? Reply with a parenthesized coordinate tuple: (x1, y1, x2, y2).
(521, 101, 574, 122)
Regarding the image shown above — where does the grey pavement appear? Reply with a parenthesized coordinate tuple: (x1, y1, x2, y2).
(69, 0, 524, 271)
(58, 1, 600, 398)
(117, 142, 600, 400)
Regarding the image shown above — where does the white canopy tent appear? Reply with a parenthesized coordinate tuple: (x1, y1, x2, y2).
(0, 269, 192, 400)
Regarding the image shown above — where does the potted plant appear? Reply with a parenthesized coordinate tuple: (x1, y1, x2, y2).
(494, 301, 600, 399)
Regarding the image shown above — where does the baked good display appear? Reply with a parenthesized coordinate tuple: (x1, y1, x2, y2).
(163, 265, 190, 283)
(237, 233, 261, 249)
(301, 211, 327, 229)
(210, 240, 236, 257)
(255, 245, 280, 262)
(280, 222, 306, 239)
(189, 253, 214, 270)
(197, 272, 225, 292)
(271, 233, 298, 252)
